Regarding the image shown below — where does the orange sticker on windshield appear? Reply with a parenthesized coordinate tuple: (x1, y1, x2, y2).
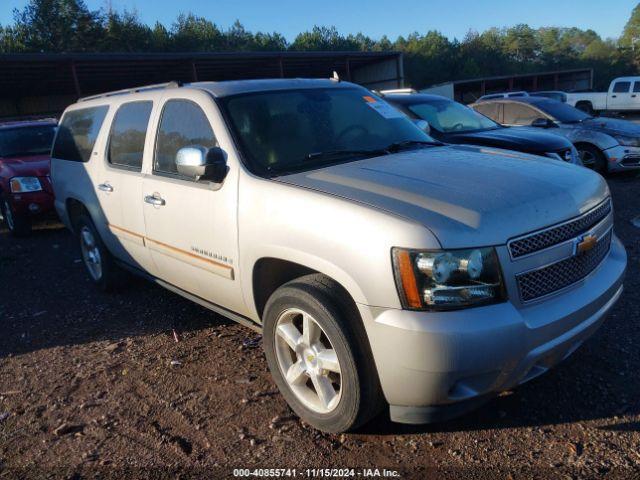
(363, 96, 377, 103)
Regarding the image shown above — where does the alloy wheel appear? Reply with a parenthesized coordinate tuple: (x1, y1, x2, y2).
(2, 200, 14, 231)
(274, 308, 342, 414)
(80, 226, 102, 281)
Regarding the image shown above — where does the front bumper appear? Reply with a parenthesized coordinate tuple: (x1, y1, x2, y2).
(603, 144, 640, 170)
(358, 235, 626, 424)
(7, 190, 55, 217)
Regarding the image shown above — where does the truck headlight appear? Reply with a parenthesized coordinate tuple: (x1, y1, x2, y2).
(9, 176, 42, 193)
(614, 135, 640, 147)
(392, 247, 506, 310)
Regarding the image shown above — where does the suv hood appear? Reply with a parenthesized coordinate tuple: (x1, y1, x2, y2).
(275, 145, 608, 248)
(575, 117, 640, 137)
(0, 154, 51, 177)
(445, 126, 571, 154)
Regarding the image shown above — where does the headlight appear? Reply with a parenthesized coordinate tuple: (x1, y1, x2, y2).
(10, 176, 42, 193)
(392, 247, 506, 310)
(614, 135, 640, 147)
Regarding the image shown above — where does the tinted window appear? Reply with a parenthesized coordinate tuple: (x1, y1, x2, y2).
(222, 88, 433, 175)
(407, 99, 498, 133)
(472, 103, 501, 123)
(633, 82, 640, 93)
(613, 81, 631, 93)
(0, 125, 56, 157)
(52, 106, 109, 162)
(108, 102, 153, 170)
(155, 100, 216, 175)
(534, 100, 591, 123)
(503, 103, 541, 125)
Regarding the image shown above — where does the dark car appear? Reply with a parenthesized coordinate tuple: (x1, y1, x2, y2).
(384, 93, 580, 165)
(0, 119, 57, 236)
(470, 96, 640, 173)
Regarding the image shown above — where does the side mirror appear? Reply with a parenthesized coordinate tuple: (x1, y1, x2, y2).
(175, 146, 228, 183)
(413, 119, 431, 134)
(531, 117, 556, 128)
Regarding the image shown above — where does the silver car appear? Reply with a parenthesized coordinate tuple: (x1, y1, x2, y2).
(51, 79, 626, 433)
(471, 96, 640, 173)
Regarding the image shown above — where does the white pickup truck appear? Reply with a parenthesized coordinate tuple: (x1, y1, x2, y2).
(567, 76, 640, 114)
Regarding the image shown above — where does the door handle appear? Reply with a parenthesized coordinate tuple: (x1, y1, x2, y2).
(612, 95, 617, 98)
(632, 94, 637, 98)
(144, 194, 166, 206)
(97, 183, 113, 192)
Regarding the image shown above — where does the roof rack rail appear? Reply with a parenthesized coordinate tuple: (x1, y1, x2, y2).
(79, 81, 183, 102)
(376, 88, 417, 96)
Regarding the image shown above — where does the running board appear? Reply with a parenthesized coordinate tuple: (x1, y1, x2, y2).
(116, 260, 262, 333)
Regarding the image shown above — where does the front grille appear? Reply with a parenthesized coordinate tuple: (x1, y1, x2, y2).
(516, 230, 612, 302)
(621, 155, 640, 167)
(508, 199, 611, 258)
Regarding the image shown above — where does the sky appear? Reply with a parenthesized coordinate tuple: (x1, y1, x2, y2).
(1, 0, 637, 42)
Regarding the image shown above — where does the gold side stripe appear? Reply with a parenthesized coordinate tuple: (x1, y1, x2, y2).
(108, 223, 233, 272)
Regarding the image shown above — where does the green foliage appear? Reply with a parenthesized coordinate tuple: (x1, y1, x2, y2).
(0, 0, 638, 90)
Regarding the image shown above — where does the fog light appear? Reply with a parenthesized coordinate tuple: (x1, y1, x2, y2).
(28, 203, 40, 213)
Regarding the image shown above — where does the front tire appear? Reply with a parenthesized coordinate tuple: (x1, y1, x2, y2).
(76, 214, 123, 292)
(263, 274, 383, 433)
(1, 197, 31, 237)
(577, 144, 607, 174)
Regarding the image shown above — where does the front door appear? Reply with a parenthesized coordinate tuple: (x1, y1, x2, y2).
(609, 80, 632, 111)
(141, 94, 243, 314)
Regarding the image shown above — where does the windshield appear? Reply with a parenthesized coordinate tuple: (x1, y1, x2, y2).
(221, 87, 436, 175)
(0, 125, 56, 157)
(407, 99, 499, 133)
(535, 100, 590, 123)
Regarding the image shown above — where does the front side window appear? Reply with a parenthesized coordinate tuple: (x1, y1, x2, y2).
(535, 100, 591, 123)
(154, 100, 216, 176)
(0, 125, 56, 158)
(408, 100, 499, 133)
(502, 104, 541, 125)
(108, 101, 153, 170)
(613, 81, 631, 93)
(221, 87, 434, 176)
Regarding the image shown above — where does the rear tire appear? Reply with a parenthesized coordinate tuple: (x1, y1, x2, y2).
(76, 214, 123, 292)
(1, 197, 31, 237)
(262, 274, 384, 433)
(577, 144, 607, 174)
(575, 101, 594, 115)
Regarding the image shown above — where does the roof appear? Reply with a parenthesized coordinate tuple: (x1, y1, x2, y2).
(382, 93, 449, 105)
(0, 119, 57, 129)
(472, 96, 557, 107)
(195, 78, 357, 97)
(427, 68, 593, 88)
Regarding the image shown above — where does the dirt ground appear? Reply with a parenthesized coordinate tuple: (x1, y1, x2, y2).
(1, 175, 639, 480)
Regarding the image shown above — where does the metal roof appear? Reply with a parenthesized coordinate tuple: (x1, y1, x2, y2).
(0, 51, 401, 99)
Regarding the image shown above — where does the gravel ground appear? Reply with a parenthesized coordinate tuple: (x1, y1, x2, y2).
(1, 175, 639, 480)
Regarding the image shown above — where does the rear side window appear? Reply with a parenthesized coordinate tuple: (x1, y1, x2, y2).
(633, 82, 640, 93)
(154, 100, 216, 176)
(503, 103, 540, 125)
(473, 102, 501, 123)
(107, 101, 153, 170)
(52, 106, 109, 162)
(613, 81, 630, 93)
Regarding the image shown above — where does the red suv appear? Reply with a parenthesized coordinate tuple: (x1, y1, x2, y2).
(0, 119, 57, 236)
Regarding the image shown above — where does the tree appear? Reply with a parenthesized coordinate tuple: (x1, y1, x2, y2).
(11, 0, 104, 52)
(171, 13, 223, 51)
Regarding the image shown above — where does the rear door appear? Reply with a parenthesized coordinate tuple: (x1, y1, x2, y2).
(632, 81, 640, 110)
(97, 100, 156, 272)
(141, 90, 243, 313)
(609, 80, 632, 110)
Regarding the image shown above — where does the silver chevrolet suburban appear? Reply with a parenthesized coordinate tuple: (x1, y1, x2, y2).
(51, 79, 626, 433)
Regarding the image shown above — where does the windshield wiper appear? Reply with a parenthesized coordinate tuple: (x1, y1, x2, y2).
(304, 148, 388, 162)
(384, 140, 444, 152)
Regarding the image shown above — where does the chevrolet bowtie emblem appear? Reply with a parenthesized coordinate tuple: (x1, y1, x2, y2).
(575, 235, 597, 255)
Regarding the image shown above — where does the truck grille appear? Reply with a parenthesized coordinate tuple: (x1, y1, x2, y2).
(508, 199, 611, 259)
(516, 230, 612, 302)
